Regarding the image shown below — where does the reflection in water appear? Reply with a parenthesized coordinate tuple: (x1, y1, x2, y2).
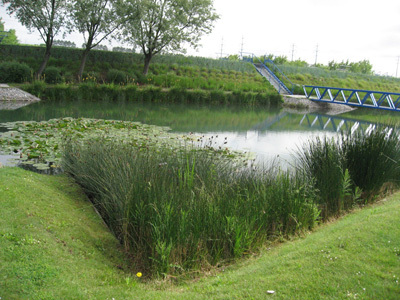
(190, 112, 392, 169)
(0, 100, 396, 170)
(191, 130, 337, 169)
(0, 154, 18, 167)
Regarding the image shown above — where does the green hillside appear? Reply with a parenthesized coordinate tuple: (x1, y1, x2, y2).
(1, 167, 399, 299)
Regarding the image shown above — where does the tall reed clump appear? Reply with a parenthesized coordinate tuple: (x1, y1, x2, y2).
(340, 128, 400, 196)
(62, 138, 319, 276)
(297, 127, 400, 219)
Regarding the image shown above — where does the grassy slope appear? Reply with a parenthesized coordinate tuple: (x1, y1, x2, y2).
(1, 167, 399, 299)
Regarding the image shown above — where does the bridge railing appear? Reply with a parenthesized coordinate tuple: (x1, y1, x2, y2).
(303, 85, 400, 111)
(262, 59, 295, 94)
(242, 53, 294, 94)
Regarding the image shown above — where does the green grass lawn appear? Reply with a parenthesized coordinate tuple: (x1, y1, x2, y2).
(1, 167, 399, 299)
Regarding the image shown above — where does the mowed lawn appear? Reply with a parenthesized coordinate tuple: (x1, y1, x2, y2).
(1, 167, 399, 299)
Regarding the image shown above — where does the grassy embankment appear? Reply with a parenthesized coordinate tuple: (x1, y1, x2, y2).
(0, 44, 281, 106)
(280, 64, 400, 93)
(3, 44, 400, 105)
(1, 167, 399, 299)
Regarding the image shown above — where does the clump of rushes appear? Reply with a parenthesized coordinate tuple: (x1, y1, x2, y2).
(62, 138, 319, 276)
(340, 128, 400, 196)
(297, 127, 400, 219)
(61, 126, 400, 277)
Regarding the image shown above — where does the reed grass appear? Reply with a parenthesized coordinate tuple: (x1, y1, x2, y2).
(296, 127, 400, 218)
(340, 129, 400, 196)
(61, 125, 400, 277)
(21, 83, 282, 106)
(62, 138, 319, 276)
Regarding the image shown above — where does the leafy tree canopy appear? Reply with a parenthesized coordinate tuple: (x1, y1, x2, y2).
(328, 59, 373, 75)
(119, 0, 219, 75)
(53, 39, 76, 48)
(67, 0, 121, 79)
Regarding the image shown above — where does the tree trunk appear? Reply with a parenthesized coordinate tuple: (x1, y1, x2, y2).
(36, 45, 51, 79)
(143, 54, 152, 76)
(77, 48, 91, 81)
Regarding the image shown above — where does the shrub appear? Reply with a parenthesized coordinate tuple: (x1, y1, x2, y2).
(106, 69, 127, 85)
(44, 66, 62, 84)
(81, 71, 99, 83)
(20, 80, 46, 98)
(0, 61, 32, 83)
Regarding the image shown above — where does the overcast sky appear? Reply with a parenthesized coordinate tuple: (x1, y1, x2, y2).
(1, 0, 400, 76)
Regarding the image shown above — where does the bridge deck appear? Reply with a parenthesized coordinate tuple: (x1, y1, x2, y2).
(303, 85, 400, 112)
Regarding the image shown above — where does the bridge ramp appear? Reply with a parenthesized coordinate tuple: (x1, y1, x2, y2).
(253, 63, 291, 95)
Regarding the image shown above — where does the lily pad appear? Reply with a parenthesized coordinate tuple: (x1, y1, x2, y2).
(0, 117, 246, 173)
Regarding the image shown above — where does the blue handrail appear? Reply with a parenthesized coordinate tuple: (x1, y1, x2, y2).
(263, 59, 295, 93)
(242, 52, 294, 94)
(304, 85, 400, 112)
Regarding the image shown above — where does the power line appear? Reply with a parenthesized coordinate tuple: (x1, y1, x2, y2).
(240, 36, 244, 59)
(221, 37, 223, 58)
(291, 44, 295, 61)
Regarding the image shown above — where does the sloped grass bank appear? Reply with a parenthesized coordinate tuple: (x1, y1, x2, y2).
(190, 193, 400, 300)
(0, 168, 135, 299)
(1, 167, 399, 299)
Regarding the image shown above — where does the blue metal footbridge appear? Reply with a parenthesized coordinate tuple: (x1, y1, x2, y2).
(303, 86, 400, 112)
(245, 53, 400, 112)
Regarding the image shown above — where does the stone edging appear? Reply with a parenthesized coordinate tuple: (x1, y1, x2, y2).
(283, 95, 356, 115)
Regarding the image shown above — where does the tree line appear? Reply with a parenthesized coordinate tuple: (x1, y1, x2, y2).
(0, 17, 18, 44)
(1, 0, 219, 79)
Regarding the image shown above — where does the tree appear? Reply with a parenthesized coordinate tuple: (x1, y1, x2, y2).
(227, 54, 239, 61)
(119, 0, 219, 75)
(113, 46, 134, 53)
(1, 0, 67, 78)
(0, 18, 19, 44)
(53, 39, 76, 48)
(68, 0, 121, 80)
(349, 60, 373, 75)
(93, 44, 108, 51)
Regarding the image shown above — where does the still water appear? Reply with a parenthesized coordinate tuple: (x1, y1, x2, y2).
(0, 99, 396, 168)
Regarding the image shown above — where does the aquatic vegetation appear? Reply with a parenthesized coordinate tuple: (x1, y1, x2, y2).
(297, 127, 400, 218)
(62, 137, 320, 275)
(0, 118, 190, 170)
(20, 83, 282, 107)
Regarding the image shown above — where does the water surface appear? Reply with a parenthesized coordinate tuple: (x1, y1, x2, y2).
(0, 99, 395, 168)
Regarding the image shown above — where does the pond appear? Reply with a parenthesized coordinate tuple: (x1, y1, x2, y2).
(1, 99, 399, 170)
